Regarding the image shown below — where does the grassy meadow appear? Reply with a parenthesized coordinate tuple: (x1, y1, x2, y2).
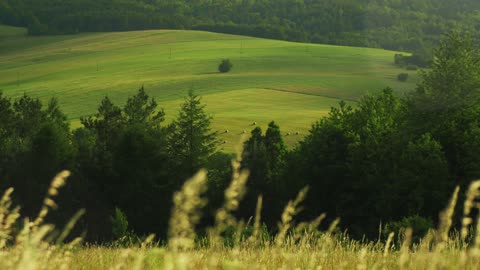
(0, 25, 416, 151)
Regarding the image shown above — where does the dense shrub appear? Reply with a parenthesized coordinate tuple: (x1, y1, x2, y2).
(218, 59, 233, 73)
(384, 215, 433, 243)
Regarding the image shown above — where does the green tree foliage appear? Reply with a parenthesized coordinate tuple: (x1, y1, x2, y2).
(242, 127, 268, 187)
(384, 215, 433, 243)
(71, 88, 221, 240)
(393, 134, 451, 219)
(167, 90, 219, 180)
(242, 122, 286, 185)
(203, 152, 235, 225)
(0, 89, 218, 240)
(0, 93, 74, 220)
(218, 59, 233, 73)
(406, 32, 480, 187)
(240, 122, 287, 223)
(284, 88, 452, 237)
(77, 87, 173, 239)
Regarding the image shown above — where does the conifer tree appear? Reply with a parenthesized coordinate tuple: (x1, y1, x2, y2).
(168, 90, 219, 178)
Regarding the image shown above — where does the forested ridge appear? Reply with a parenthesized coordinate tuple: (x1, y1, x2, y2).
(1, 33, 479, 241)
(1, 0, 480, 52)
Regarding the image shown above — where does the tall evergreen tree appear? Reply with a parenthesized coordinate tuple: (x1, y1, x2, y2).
(240, 122, 287, 222)
(167, 90, 219, 180)
(123, 86, 165, 127)
(242, 127, 268, 187)
(264, 121, 286, 182)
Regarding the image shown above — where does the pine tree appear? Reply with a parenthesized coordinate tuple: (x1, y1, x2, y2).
(168, 90, 219, 178)
(264, 121, 286, 180)
(123, 86, 164, 127)
(242, 127, 268, 184)
(243, 122, 286, 184)
(240, 123, 287, 222)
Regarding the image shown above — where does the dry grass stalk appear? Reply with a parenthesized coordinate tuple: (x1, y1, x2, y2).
(297, 213, 327, 232)
(0, 187, 20, 249)
(209, 155, 249, 247)
(293, 213, 327, 248)
(474, 214, 480, 253)
(357, 247, 368, 270)
(32, 170, 70, 230)
(418, 229, 435, 253)
(294, 213, 327, 240)
(56, 209, 86, 245)
(168, 170, 208, 251)
(248, 195, 263, 245)
(398, 227, 412, 269)
(462, 181, 480, 241)
(234, 220, 245, 246)
(436, 186, 460, 250)
(384, 232, 395, 257)
(327, 218, 341, 235)
(309, 213, 327, 231)
(275, 187, 308, 247)
(0, 170, 87, 270)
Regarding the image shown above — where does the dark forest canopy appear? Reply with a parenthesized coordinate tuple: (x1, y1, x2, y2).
(1, 0, 480, 52)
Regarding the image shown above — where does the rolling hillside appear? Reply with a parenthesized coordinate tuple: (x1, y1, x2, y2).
(0, 25, 417, 151)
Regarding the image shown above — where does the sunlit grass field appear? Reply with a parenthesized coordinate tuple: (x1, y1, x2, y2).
(0, 26, 416, 151)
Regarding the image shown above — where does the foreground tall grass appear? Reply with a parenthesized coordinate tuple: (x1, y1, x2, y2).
(2, 158, 480, 269)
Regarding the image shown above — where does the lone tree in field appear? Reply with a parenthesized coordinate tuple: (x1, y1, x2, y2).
(168, 90, 219, 178)
(218, 59, 233, 73)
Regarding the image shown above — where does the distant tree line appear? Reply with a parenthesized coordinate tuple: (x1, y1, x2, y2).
(0, 33, 479, 241)
(1, 0, 480, 53)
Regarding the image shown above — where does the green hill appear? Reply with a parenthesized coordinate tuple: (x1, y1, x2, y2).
(0, 26, 417, 151)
